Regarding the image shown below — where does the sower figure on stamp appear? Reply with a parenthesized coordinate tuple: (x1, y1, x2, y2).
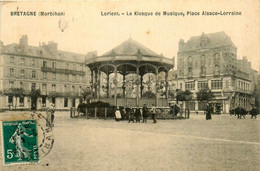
(9, 123, 33, 160)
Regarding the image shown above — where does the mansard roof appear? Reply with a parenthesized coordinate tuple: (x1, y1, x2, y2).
(179, 31, 237, 52)
(1, 42, 86, 63)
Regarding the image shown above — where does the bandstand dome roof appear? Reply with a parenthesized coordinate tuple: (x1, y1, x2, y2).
(85, 37, 174, 75)
(101, 37, 159, 57)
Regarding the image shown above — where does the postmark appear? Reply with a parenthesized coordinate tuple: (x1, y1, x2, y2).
(2, 119, 39, 165)
(30, 112, 54, 159)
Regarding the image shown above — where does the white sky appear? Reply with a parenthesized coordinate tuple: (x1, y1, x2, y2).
(1, 0, 259, 72)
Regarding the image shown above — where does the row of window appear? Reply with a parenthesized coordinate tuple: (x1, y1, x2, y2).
(9, 56, 85, 71)
(7, 96, 77, 108)
(179, 65, 220, 77)
(182, 80, 224, 90)
(9, 68, 86, 82)
(237, 80, 250, 91)
(8, 81, 84, 93)
(8, 96, 24, 107)
(183, 53, 221, 65)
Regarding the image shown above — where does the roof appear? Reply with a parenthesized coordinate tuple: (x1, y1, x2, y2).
(179, 31, 237, 52)
(101, 37, 160, 57)
(1, 43, 86, 63)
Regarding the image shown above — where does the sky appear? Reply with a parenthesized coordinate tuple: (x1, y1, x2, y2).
(0, 0, 259, 72)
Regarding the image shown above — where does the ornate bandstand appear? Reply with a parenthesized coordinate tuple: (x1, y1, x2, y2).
(85, 37, 174, 107)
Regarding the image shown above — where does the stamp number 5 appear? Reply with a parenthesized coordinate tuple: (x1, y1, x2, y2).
(6, 149, 14, 159)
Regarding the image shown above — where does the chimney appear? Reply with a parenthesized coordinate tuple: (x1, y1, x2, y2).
(178, 39, 185, 51)
(19, 35, 28, 47)
(0, 40, 3, 51)
(48, 41, 58, 53)
(243, 56, 247, 60)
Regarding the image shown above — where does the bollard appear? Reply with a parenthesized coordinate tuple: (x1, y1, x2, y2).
(105, 107, 107, 119)
(70, 107, 73, 118)
(95, 107, 97, 119)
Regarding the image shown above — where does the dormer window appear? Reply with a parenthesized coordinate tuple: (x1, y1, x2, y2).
(188, 56, 192, 64)
(200, 33, 209, 47)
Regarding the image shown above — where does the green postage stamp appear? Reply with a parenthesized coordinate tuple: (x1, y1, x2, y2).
(1, 120, 39, 165)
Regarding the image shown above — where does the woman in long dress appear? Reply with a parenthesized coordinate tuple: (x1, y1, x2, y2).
(206, 103, 212, 120)
(115, 106, 122, 122)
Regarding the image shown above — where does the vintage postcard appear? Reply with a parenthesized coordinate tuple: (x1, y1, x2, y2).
(0, 0, 259, 170)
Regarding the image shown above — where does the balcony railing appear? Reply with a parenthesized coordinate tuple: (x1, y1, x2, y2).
(41, 67, 85, 76)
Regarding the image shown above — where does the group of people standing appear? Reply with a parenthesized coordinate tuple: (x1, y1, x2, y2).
(115, 104, 157, 123)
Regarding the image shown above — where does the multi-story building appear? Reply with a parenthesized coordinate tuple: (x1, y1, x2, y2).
(176, 31, 258, 113)
(0, 35, 90, 110)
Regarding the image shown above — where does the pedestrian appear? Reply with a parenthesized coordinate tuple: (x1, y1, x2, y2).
(50, 102, 55, 126)
(128, 107, 135, 123)
(135, 106, 141, 123)
(205, 103, 212, 120)
(115, 106, 121, 122)
(142, 104, 148, 123)
(46, 107, 52, 127)
(250, 105, 257, 119)
(151, 104, 157, 123)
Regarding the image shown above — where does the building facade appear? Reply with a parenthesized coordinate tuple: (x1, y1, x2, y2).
(176, 32, 258, 113)
(0, 35, 90, 110)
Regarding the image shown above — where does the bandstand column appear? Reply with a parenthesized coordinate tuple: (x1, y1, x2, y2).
(140, 76, 143, 98)
(106, 73, 109, 98)
(123, 74, 126, 98)
(136, 67, 140, 106)
(97, 69, 101, 100)
(165, 71, 168, 99)
(91, 70, 94, 98)
(114, 67, 117, 106)
(94, 70, 98, 98)
(155, 69, 159, 106)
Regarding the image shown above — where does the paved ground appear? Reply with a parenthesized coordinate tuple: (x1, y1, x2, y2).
(0, 111, 259, 171)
